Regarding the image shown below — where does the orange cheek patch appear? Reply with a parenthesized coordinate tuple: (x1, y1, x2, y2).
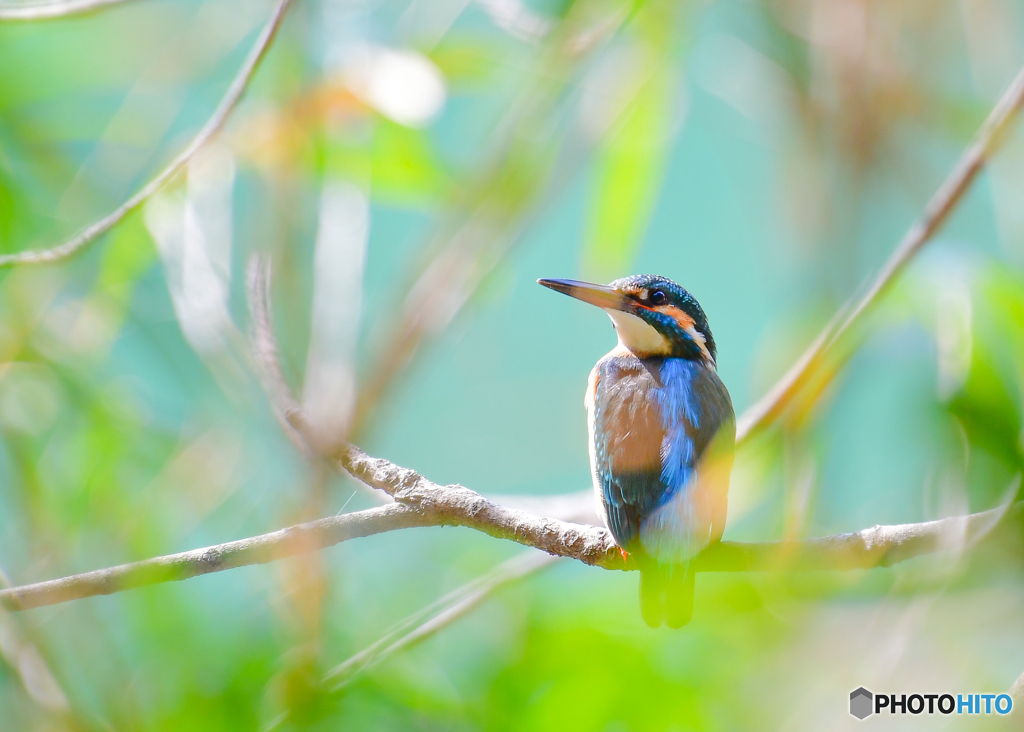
(655, 305, 713, 363)
(658, 305, 695, 330)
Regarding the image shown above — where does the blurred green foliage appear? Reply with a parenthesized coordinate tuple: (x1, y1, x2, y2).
(1, 0, 1024, 729)
(585, 2, 677, 279)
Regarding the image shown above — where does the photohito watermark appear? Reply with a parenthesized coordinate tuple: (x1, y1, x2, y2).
(849, 687, 1013, 720)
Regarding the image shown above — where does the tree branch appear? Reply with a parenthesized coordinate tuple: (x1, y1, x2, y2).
(0, 443, 1015, 612)
(334, 444, 623, 564)
(736, 63, 1024, 442)
(0, 0, 294, 267)
(0, 0, 133, 22)
(0, 503, 429, 611)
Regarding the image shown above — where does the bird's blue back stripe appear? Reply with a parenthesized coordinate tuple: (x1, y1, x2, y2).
(657, 359, 701, 495)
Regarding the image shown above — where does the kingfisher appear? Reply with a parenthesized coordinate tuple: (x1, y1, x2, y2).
(539, 274, 735, 628)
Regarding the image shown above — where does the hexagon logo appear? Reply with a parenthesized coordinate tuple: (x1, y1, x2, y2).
(850, 687, 873, 720)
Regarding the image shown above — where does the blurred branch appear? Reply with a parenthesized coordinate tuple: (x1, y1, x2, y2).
(489, 488, 598, 524)
(0, 445, 1017, 611)
(247, 249, 602, 511)
(0, 566, 70, 714)
(736, 63, 1024, 441)
(246, 255, 309, 455)
(323, 551, 559, 690)
(0, 0, 294, 267)
(1011, 669, 1024, 704)
(0, 0, 133, 22)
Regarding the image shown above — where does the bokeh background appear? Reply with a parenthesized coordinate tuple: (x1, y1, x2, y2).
(2, 0, 1024, 728)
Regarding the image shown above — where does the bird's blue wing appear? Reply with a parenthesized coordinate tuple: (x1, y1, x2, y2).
(643, 359, 735, 560)
(657, 358, 734, 497)
(591, 354, 734, 553)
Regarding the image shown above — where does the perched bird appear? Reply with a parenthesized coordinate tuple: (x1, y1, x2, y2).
(538, 274, 735, 628)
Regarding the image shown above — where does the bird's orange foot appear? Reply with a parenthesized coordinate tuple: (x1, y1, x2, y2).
(619, 548, 630, 563)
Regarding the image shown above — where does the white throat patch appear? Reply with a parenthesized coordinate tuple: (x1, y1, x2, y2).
(605, 309, 671, 356)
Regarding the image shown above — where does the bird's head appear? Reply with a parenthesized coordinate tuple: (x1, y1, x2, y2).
(538, 274, 717, 365)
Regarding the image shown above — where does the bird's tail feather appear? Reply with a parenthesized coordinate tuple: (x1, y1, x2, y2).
(639, 565, 694, 628)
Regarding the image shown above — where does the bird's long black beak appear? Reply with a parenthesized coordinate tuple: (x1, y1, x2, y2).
(537, 278, 632, 312)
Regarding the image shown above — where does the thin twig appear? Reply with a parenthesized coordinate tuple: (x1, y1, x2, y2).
(0, 0, 295, 267)
(0, 444, 1016, 612)
(0, 565, 70, 713)
(246, 254, 311, 457)
(736, 64, 1024, 441)
(324, 551, 559, 689)
(1010, 669, 1024, 704)
(0, 0, 132, 22)
(247, 256, 297, 414)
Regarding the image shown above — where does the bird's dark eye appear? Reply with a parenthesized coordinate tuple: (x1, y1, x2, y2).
(649, 290, 667, 306)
